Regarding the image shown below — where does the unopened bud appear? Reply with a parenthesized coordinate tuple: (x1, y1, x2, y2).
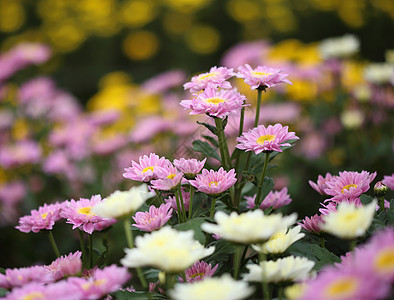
(374, 181, 388, 197)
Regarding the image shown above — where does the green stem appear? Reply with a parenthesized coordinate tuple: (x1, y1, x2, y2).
(78, 230, 87, 268)
(166, 273, 176, 290)
(123, 218, 147, 289)
(255, 152, 270, 207)
(233, 105, 246, 201)
(178, 186, 187, 222)
(233, 245, 242, 279)
(320, 236, 325, 248)
(379, 196, 385, 211)
(349, 239, 357, 251)
(88, 234, 93, 269)
(215, 117, 231, 170)
(175, 189, 183, 223)
(260, 252, 271, 300)
(209, 197, 217, 218)
(48, 230, 60, 258)
(278, 286, 283, 300)
(154, 190, 163, 205)
(188, 184, 194, 220)
(254, 89, 263, 127)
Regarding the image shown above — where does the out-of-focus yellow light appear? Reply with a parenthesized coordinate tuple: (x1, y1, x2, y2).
(184, 25, 220, 54)
(286, 79, 318, 102)
(162, 11, 193, 35)
(342, 62, 365, 90)
(12, 119, 29, 140)
(309, 0, 339, 11)
(98, 71, 132, 90)
(88, 84, 134, 112)
(0, 0, 25, 32)
(227, 0, 262, 23)
(123, 31, 159, 60)
(0, 168, 7, 185)
(44, 20, 86, 52)
(119, 0, 157, 27)
(268, 39, 303, 62)
(338, 0, 365, 28)
(37, 0, 69, 21)
(164, 0, 211, 13)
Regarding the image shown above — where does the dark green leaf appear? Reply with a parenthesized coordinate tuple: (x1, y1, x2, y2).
(222, 116, 228, 129)
(309, 244, 341, 271)
(202, 135, 219, 148)
(206, 239, 236, 264)
(388, 199, 394, 225)
(360, 194, 374, 205)
(174, 217, 207, 244)
(197, 121, 217, 135)
(192, 140, 221, 162)
(111, 291, 166, 299)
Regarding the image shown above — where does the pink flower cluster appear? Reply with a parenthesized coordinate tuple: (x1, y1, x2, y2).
(183, 66, 234, 93)
(165, 189, 191, 211)
(179, 260, 219, 283)
(189, 167, 237, 196)
(245, 187, 292, 210)
(132, 203, 173, 232)
(300, 228, 394, 300)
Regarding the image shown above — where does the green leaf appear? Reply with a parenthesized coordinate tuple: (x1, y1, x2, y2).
(197, 121, 217, 135)
(0, 288, 7, 297)
(309, 244, 341, 271)
(111, 291, 166, 299)
(0, 268, 5, 274)
(174, 217, 207, 244)
(222, 116, 228, 129)
(192, 140, 221, 162)
(360, 194, 374, 205)
(202, 135, 219, 148)
(388, 199, 394, 225)
(206, 239, 236, 264)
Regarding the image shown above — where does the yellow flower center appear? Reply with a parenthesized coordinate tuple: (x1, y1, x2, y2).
(41, 212, 48, 219)
(77, 206, 95, 216)
(256, 134, 276, 144)
(190, 272, 205, 279)
(341, 184, 358, 193)
(142, 166, 154, 173)
(23, 292, 45, 300)
(167, 173, 176, 179)
(374, 247, 394, 274)
(341, 211, 359, 223)
(204, 97, 225, 105)
(198, 72, 217, 81)
(209, 181, 218, 187)
(324, 277, 358, 298)
(251, 71, 272, 77)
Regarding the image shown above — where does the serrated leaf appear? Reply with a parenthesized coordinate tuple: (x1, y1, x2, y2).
(111, 291, 166, 299)
(206, 239, 236, 264)
(197, 121, 217, 135)
(174, 217, 207, 244)
(202, 135, 219, 148)
(309, 244, 341, 270)
(360, 194, 374, 205)
(192, 140, 221, 162)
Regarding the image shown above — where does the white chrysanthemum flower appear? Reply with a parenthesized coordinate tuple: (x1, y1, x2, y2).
(243, 256, 315, 283)
(252, 226, 305, 254)
(319, 34, 359, 59)
(322, 200, 377, 239)
(92, 184, 154, 219)
(363, 63, 394, 85)
(201, 210, 297, 244)
(120, 226, 214, 273)
(169, 274, 254, 300)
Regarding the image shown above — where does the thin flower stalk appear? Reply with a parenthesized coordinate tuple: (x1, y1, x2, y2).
(188, 184, 195, 220)
(48, 230, 60, 258)
(255, 152, 270, 207)
(175, 189, 184, 223)
(78, 230, 87, 269)
(214, 117, 231, 171)
(233, 245, 242, 279)
(233, 103, 246, 209)
(177, 186, 187, 222)
(260, 252, 271, 300)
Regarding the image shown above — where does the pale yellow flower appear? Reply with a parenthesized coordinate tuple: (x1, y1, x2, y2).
(120, 226, 214, 272)
(322, 200, 376, 239)
(201, 210, 297, 244)
(243, 256, 315, 283)
(253, 225, 305, 254)
(92, 184, 153, 219)
(169, 274, 254, 300)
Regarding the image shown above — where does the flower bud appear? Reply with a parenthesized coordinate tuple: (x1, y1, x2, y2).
(374, 181, 388, 197)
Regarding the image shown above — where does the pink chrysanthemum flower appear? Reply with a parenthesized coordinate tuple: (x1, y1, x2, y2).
(189, 168, 237, 196)
(298, 214, 324, 234)
(150, 165, 183, 191)
(69, 265, 130, 300)
(46, 251, 82, 281)
(123, 153, 172, 182)
(180, 87, 247, 119)
(246, 188, 292, 210)
(183, 66, 234, 93)
(15, 202, 63, 233)
(236, 64, 292, 90)
(382, 174, 394, 190)
(173, 158, 207, 179)
(180, 260, 219, 283)
(165, 189, 190, 211)
(61, 195, 116, 234)
(319, 202, 339, 215)
(236, 123, 299, 154)
(352, 228, 394, 283)
(132, 203, 173, 232)
(324, 171, 377, 203)
(4, 282, 48, 300)
(309, 173, 336, 196)
(0, 266, 53, 289)
(301, 266, 390, 300)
